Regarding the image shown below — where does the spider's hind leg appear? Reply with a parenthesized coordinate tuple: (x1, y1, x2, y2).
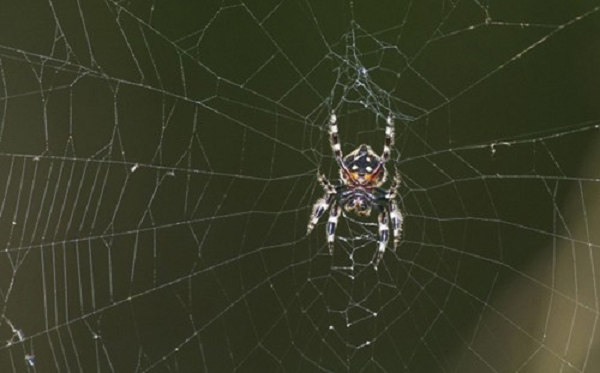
(381, 115, 395, 163)
(328, 112, 344, 167)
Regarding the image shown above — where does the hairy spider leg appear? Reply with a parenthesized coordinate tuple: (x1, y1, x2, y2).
(326, 201, 341, 254)
(365, 114, 394, 182)
(381, 115, 395, 163)
(318, 172, 337, 194)
(307, 194, 334, 235)
(307, 173, 336, 234)
(328, 112, 344, 167)
(386, 173, 403, 249)
(390, 201, 402, 250)
(376, 207, 390, 269)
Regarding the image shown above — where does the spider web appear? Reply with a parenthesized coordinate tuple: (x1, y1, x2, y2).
(1, 0, 600, 372)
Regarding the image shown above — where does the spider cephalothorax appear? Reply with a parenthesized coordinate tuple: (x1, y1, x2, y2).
(307, 112, 403, 268)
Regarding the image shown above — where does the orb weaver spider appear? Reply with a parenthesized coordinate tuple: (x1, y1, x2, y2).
(307, 112, 403, 268)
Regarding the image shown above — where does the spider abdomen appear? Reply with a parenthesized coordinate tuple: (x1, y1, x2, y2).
(342, 145, 386, 187)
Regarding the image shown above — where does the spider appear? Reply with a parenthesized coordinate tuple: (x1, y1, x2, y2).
(307, 112, 403, 268)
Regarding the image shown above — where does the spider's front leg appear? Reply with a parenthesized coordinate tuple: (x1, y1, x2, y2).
(387, 173, 403, 250)
(307, 172, 342, 254)
(307, 173, 336, 235)
(326, 201, 341, 254)
(375, 207, 390, 269)
(390, 200, 403, 250)
(373, 172, 403, 268)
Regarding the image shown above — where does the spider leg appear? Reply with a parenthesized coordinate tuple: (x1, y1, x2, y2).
(387, 172, 403, 249)
(318, 172, 336, 194)
(390, 200, 403, 250)
(381, 115, 395, 163)
(375, 206, 390, 269)
(307, 173, 336, 235)
(326, 201, 341, 254)
(328, 112, 344, 167)
(307, 194, 334, 235)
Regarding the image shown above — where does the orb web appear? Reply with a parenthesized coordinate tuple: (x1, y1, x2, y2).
(0, 1, 599, 372)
